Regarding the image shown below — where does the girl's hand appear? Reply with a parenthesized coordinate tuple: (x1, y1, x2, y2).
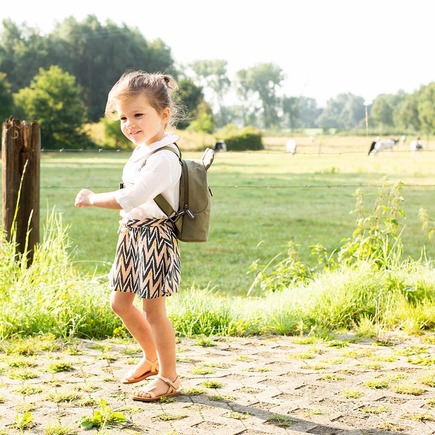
(75, 189, 95, 208)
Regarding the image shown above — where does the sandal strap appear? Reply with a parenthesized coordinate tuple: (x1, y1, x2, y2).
(157, 375, 180, 391)
(145, 358, 159, 372)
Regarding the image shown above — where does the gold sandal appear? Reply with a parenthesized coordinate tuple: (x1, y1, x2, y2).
(121, 358, 159, 384)
(132, 375, 181, 402)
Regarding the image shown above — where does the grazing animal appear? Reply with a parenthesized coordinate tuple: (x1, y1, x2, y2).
(213, 140, 227, 152)
(286, 139, 297, 155)
(368, 138, 399, 155)
(409, 138, 423, 152)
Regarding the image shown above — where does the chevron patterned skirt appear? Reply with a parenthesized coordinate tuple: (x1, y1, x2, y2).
(108, 218, 181, 299)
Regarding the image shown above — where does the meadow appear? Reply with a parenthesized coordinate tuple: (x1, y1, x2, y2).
(38, 135, 435, 295)
(1, 134, 435, 339)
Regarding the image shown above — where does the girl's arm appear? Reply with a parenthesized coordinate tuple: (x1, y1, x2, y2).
(75, 189, 122, 210)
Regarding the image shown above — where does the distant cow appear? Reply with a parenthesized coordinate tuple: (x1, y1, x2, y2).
(213, 140, 227, 152)
(368, 138, 399, 155)
(410, 138, 423, 152)
(286, 139, 297, 155)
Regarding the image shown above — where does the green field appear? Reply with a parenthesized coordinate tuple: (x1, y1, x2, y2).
(24, 135, 434, 296)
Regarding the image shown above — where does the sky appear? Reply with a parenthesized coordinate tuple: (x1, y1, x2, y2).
(2, 0, 434, 106)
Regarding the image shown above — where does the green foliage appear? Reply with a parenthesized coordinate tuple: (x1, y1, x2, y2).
(13, 412, 34, 431)
(1, 147, 435, 339)
(0, 17, 176, 123)
(236, 63, 285, 128)
(248, 242, 312, 294)
(187, 109, 215, 134)
(338, 180, 405, 268)
(176, 78, 206, 130)
(0, 210, 122, 340)
(79, 399, 127, 430)
(0, 72, 14, 121)
(101, 117, 132, 149)
(419, 208, 435, 241)
(418, 82, 435, 135)
(218, 124, 264, 150)
(13, 66, 90, 149)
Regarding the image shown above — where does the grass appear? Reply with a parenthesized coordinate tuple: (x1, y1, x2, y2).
(0, 136, 435, 339)
(16, 135, 435, 296)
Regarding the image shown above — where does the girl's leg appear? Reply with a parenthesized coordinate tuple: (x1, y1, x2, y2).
(110, 291, 157, 379)
(133, 297, 180, 398)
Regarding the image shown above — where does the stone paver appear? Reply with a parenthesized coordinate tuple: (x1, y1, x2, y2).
(1, 334, 435, 434)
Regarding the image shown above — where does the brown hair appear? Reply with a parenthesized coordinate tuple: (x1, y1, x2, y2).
(105, 70, 182, 130)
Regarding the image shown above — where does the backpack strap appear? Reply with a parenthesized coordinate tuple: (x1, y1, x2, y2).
(152, 144, 182, 218)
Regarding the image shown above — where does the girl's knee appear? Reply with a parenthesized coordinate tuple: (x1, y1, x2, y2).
(144, 308, 168, 326)
(110, 292, 133, 316)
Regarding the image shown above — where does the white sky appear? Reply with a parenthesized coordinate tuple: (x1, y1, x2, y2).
(2, 0, 434, 106)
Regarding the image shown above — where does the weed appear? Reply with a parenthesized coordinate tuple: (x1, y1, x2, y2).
(393, 384, 426, 395)
(266, 414, 293, 427)
(190, 366, 214, 375)
(44, 424, 78, 435)
(46, 391, 83, 403)
(183, 388, 204, 396)
(13, 412, 34, 431)
(47, 361, 74, 373)
(15, 385, 44, 395)
(401, 412, 435, 422)
(365, 378, 389, 389)
(195, 336, 216, 347)
(79, 399, 127, 430)
(341, 390, 364, 399)
(210, 394, 235, 401)
(420, 372, 435, 387)
(202, 380, 222, 388)
(319, 374, 344, 381)
(156, 413, 187, 421)
(9, 369, 39, 380)
(226, 411, 250, 420)
(360, 406, 388, 414)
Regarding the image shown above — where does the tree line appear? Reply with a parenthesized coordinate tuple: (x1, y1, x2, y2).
(1, 16, 434, 149)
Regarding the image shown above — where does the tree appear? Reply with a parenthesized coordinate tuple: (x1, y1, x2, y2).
(317, 93, 365, 130)
(49, 16, 176, 121)
(236, 63, 285, 129)
(0, 72, 14, 121)
(14, 66, 89, 149)
(393, 93, 419, 131)
(282, 96, 300, 129)
(234, 68, 258, 127)
(189, 59, 231, 127)
(1, 17, 177, 122)
(0, 19, 52, 92)
(417, 82, 435, 135)
(176, 78, 206, 130)
(282, 96, 322, 129)
(370, 92, 406, 130)
(297, 97, 322, 128)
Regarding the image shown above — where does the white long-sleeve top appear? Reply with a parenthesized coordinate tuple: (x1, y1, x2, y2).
(114, 134, 181, 221)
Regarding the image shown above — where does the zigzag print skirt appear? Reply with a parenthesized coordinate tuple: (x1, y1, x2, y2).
(108, 218, 181, 299)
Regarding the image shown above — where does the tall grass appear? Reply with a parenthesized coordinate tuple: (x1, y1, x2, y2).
(1, 181, 435, 340)
(1, 138, 435, 338)
(0, 210, 122, 340)
(31, 143, 435, 296)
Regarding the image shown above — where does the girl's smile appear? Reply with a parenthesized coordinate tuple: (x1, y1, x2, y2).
(117, 95, 168, 146)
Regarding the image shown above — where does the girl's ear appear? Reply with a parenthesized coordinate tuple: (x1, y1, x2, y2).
(161, 107, 170, 124)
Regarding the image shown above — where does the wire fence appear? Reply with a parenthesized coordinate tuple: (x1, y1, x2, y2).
(34, 147, 435, 191)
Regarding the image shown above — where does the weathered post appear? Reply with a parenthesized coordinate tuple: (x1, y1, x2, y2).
(2, 118, 40, 265)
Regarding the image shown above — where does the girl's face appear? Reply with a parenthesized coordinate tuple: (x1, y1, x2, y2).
(116, 95, 169, 146)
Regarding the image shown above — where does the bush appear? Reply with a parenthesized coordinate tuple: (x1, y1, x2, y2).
(218, 125, 264, 151)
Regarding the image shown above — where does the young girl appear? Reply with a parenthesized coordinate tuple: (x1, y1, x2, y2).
(74, 70, 182, 402)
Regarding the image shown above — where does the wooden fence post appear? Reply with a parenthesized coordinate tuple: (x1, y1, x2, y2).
(1, 118, 41, 265)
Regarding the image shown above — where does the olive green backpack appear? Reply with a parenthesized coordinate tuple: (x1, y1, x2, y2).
(154, 144, 214, 242)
